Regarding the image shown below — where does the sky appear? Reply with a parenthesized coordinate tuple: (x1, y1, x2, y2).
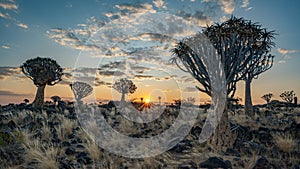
(0, 0, 299, 105)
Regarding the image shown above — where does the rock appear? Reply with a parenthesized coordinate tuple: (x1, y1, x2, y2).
(70, 139, 78, 144)
(199, 157, 232, 169)
(62, 141, 71, 147)
(77, 154, 92, 165)
(256, 127, 273, 146)
(190, 126, 202, 138)
(225, 148, 241, 157)
(68, 133, 75, 139)
(65, 147, 76, 155)
(169, 138, 192, 153)
(7, 120, 16, 130)
(252, 156, 271, 169)
(178, 161, 197, 169)
(293, 164, 300, 169)
(76, 144, 85, 149)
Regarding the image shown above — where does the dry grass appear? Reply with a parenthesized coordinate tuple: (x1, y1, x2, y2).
(273, 133, 297, 153)
(23, 139, 62, 169)
(84, 140, 101, 162)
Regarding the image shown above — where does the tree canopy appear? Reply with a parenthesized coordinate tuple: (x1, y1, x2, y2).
(21, 57, 63, 87)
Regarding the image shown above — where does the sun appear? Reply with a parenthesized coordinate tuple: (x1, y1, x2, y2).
(145, 98, 151, 104)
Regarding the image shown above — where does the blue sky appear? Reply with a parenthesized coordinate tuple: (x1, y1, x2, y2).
(0, 0, 299, 104)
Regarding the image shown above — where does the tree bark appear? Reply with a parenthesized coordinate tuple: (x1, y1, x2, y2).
(209, 107, 236, 152)
(33, 85, 45, 107)
(245, 77, 254, 117)
(120, 92, 125, 103)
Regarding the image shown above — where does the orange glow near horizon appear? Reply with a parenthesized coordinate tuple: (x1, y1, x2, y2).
(145, 98, 150, 103)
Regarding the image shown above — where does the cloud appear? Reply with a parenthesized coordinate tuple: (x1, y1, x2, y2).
(176, 10, 212, 27)
(115, 2, 156, 14)
(277, 48, 298, 64)
(0, 90, 32, 97)
(1, 45, 10, 49)
(0, 11, 12, 19)
(135, 75, 154, 79)
(153, 0, 166, 9)
(241, 0, 252, 10)
(0, 67, 23, 80)
(220, 0, 235, 14)
(0, 0, 30, 29)
(0, 0, 18, 11)
(184, 87, 198, 92)
(47, 28, 101, 51)
(277, 48, 298, 57)
(278, 60, 286, 64)
(16, 23, 28, 29)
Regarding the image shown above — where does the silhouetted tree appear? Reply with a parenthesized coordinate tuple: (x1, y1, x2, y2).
(280, 90, 296, 111)
(70, 81, 93, 103)
(206, 16, 276, 117)
(51, 95, 61, 105)
(158, 96, 162, 105)
(261, 93, 273, 108)
(23, 99, 30, 104)
(21, 57, 63, 107)
(171, 17, 270, 150)
(113, 78, 137, 103)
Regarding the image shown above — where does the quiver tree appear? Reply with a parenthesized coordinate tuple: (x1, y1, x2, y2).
(21, 57, 63, 107)
(70, 81, 93, 103)
(261, 93, 273, 108)
(205, 17, 276, 117)
(280, 90, 296, 111)
(113, 78, 137, 103)
(170, 17, 267, 150)
(51, 95, 61, 105)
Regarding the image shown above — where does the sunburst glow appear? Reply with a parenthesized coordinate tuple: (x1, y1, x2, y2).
(145, 98, 151, 103)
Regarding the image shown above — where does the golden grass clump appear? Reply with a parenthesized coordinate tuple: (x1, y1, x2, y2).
(273, 133, 297, 153)
(23, 139, 62, 169)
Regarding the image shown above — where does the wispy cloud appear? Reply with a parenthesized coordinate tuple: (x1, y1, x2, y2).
(115, 2, 156, 14)
(0, 0, 29, 29)
(0, 11, 12, 19)
(47, 27, 101, 51)
(0, 67, 23, 80)
(1, 45, 10, 49)
(153, 0, 166, 9)
(176, 10, 213, 27)
(0, 90, 32, 97)
(16, 23, 28, 29)
(0, 0, 18, 11)
(277, 48, 298, 64)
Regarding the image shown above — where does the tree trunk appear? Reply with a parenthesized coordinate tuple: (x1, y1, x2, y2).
(33, 85, 45, 107)
(120, 92, 125, 103)
(245, 78, 254, 117)
(209, 107, 236, 152)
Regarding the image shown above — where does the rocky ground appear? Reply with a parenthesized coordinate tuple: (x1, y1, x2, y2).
(0, 103, 299, 169)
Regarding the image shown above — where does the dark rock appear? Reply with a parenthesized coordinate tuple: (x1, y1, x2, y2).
(70, 139, 78, 144)
(77, 156, 92, 165)
(178, 161, 197, 169)
(76, 151, 88, 158)
(62, 141, 71, 147)
(169, 138, 192, 153)
(225, 148, 241, 157)
(7, 120, 16, 130)
(76, 144, 85, 149)
(190, 126, 202, 138)
(252, 156, 271, 169)
(68, 133, 75, 139)
(77, 138, 83, 143)
(293, 164, 300, 169)
(65, 147, 76, 155)
(199, 157, 232, 169)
